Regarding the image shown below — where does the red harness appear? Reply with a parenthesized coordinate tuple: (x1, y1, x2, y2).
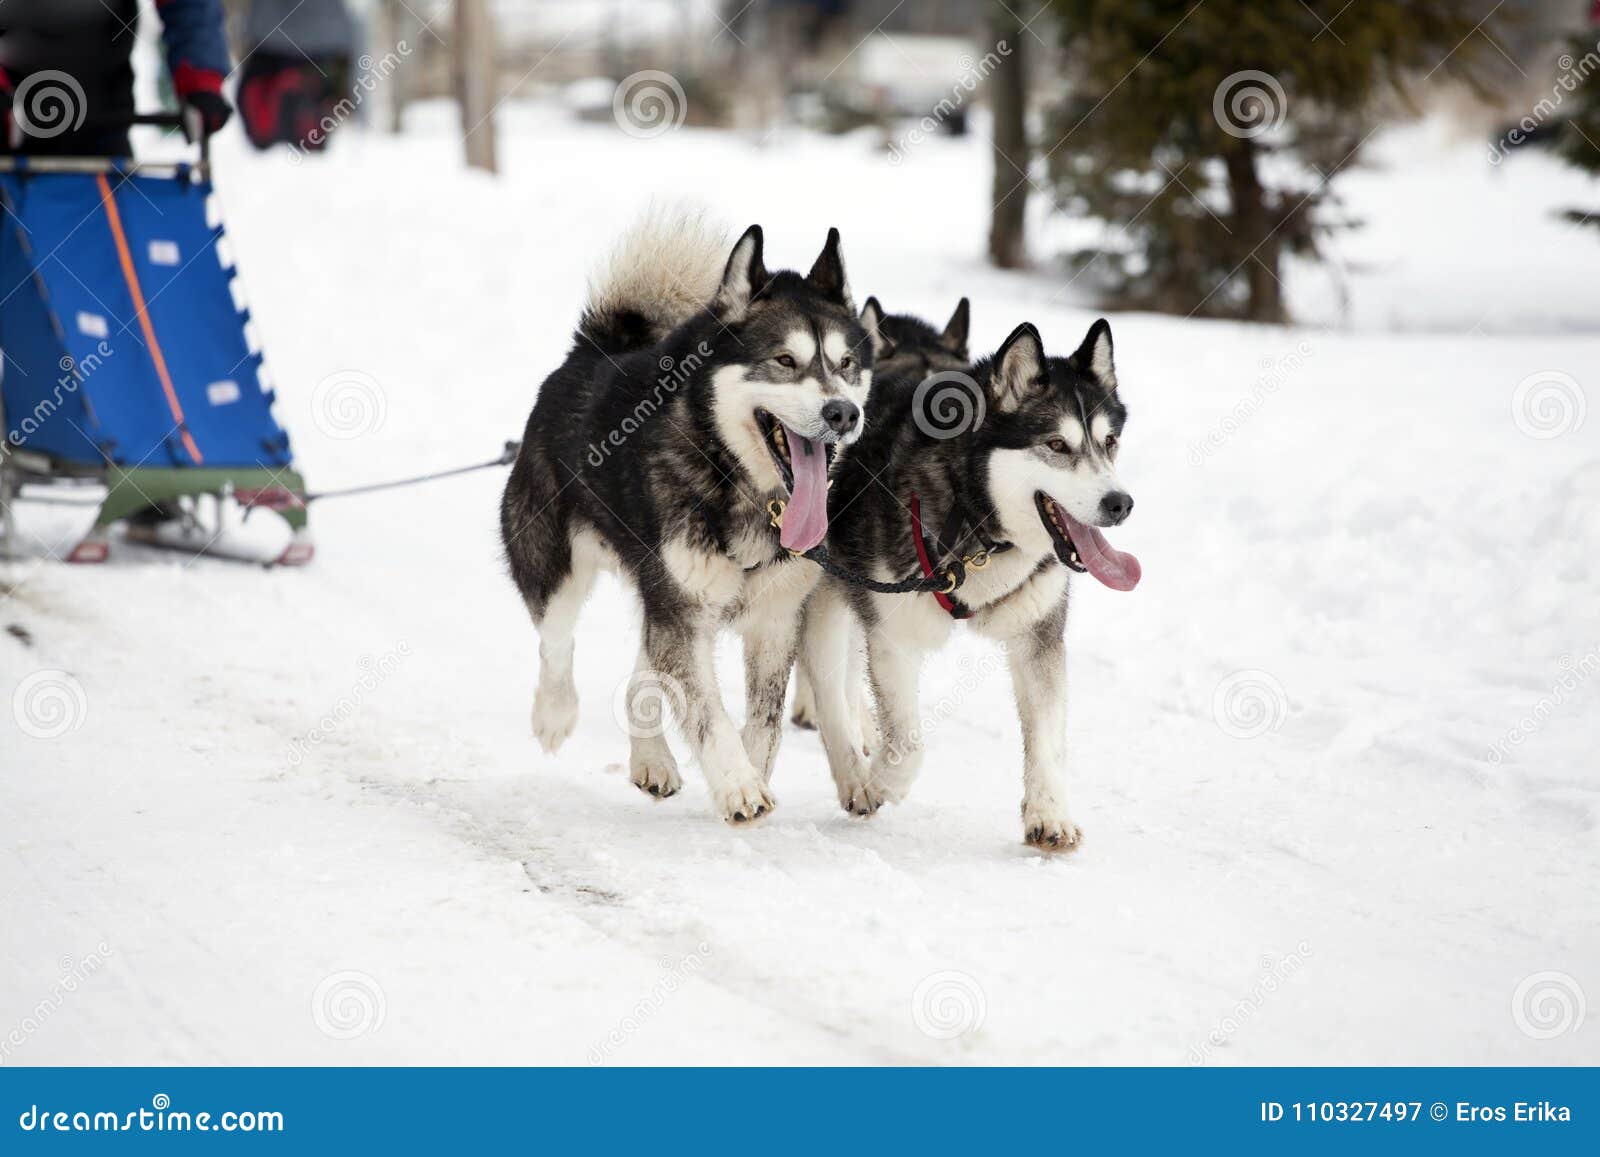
(909, 494, 967, 619)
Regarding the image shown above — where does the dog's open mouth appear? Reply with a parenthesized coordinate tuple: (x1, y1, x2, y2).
(756, 409, 835, 553)
(1035, 492, 1141, 592)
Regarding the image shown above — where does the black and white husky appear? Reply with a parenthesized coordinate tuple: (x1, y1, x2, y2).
(500, 213, 870, 823)
(798, 319, 1140, 849)
(790, 295, 971, 731)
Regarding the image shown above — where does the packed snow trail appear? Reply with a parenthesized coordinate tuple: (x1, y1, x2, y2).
(3, 105, 1596, 1064)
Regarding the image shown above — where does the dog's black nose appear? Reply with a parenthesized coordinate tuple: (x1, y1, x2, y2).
(1100, 491, 1133, 525)
(821, 399, 860, 435)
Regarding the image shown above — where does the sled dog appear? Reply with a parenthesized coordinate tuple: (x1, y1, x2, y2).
(798, 318, 1140, 849)
(501, 212, 870, 822)
(790, 295, 971, 731)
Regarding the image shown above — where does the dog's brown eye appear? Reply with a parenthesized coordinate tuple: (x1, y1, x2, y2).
(776, 354, 796, 369)
(1105, 433, 1119, 453)
(839, 356, 853, 370)
(1047, 437, 1068, 454)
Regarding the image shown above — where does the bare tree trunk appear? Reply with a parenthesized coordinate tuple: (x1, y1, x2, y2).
(455, 0, 498, 174)
(988, 1, 1029, 269)
(1224, 140, 1285, 323)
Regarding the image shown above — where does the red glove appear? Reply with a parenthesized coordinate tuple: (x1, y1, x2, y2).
(172, 62, 232, 134)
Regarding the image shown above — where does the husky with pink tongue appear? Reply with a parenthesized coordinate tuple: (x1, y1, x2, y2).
(502, 212, 869, 827)
(798, 317, 1140, 851)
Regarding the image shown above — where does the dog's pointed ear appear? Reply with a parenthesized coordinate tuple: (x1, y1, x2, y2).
(939, 297, 970, 356)
(859, 296, 892, 359)
(805, 227, 853, 309)
(714, 225, 767, 322)
(1067, 318, 1116, 388)
(991, 322, 1047, 413)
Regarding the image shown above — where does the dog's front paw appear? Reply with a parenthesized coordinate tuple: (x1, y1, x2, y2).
(712, 777, 776, 825)
(838, 777, 888, 817)
(630, 754, 682, 799)
(531, 686, 579, 754)
(1022, 803, 1082, 853)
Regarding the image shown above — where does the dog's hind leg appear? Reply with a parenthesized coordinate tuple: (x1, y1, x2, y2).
(799, 583, 877, 813)
(1004, 608, 1081, 852)
(529, 529, 604, 754)
(625, 641, 683, 799)
(790, 669, 818, 729)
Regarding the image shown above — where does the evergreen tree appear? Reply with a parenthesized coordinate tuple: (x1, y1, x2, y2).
(1045, 0, 1504, 322)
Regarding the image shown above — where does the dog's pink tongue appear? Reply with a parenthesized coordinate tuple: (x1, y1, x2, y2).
(779, 429, 829, 553)
(1063, 518, 1142, 592)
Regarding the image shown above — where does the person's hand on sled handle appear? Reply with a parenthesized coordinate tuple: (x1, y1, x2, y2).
(172, 62, 233, 136)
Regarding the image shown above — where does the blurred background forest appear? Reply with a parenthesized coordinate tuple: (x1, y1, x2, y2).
(212, 0, 1600, 324)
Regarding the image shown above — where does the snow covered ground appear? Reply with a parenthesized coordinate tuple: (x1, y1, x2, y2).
(3, 101, 1598, 1066)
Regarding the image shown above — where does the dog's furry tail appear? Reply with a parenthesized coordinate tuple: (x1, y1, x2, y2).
(578, 207, 728, 353)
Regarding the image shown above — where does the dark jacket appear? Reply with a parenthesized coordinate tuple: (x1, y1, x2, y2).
(0, 0, 230, 153)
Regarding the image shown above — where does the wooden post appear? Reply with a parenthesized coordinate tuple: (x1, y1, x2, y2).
(455, 0, 498, 174)
(988, 0, 1029, 269)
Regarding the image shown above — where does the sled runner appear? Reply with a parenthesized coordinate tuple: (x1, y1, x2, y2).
(0, 113, 311, 566)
